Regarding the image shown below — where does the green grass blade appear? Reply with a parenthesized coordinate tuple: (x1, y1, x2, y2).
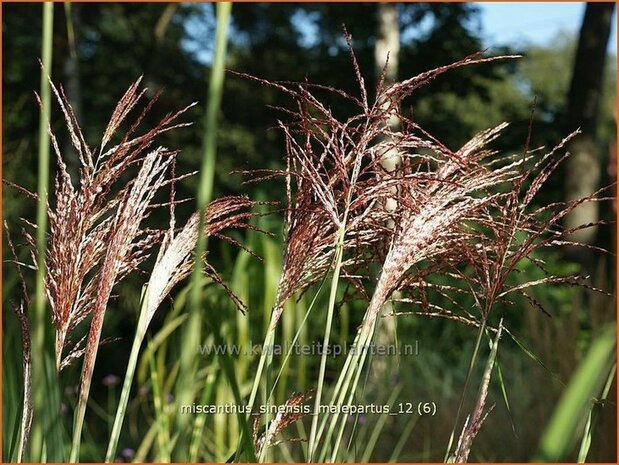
(267, 285, 323, 401)
(577, 361, 616, 462)
(360, 385, 402, 462)
(176, 3, 232, 458)
(328, 327, 373, 462)
(189, 367, 219, 462)
(31, 3, 55, 461)
(308, 226, 346, 462)
(534, 324, 616, 462)
(504, 327, 565, 387)
(105, 286, 149, 462)
(148, 342, 171, 462)
(207, 320, 258, 462)
(486, 326, 516, 436)
(388, 414, 418, 462)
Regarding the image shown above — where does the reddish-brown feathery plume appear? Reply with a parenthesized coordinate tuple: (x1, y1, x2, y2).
(234, 33, 519, 330)
(359, 122, 519, 332)
(8, 76, 198, 459)
(24, 77, 196, 370)
(254, 391, 311, 458)
(458, 129, 614, 320)
(73, 147, 176, 454)
(146, 195, 259, 323)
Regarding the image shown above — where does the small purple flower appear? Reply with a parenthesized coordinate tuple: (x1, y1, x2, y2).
(102, 374, 121, 387)
(121, 448, 135, 459)
(347, 413, 367, 425)
(166, 393, 174, 404)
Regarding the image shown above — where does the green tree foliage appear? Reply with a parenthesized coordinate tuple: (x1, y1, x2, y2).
(2, 4, 615, 461)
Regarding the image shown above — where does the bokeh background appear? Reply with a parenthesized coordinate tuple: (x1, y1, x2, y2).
(3, 2, 617, 462)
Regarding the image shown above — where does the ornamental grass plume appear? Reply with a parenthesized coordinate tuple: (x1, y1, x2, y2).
(4, 222, 33, 463)
(23, 77, 198, 461)
(146, 195, 259, 324)
(236, 31, 528, 460)
(236, 35, 522, 329)
(4, 71, 272, 461)
(25, 76, 196, 371)
(71, 145, 177, 458)
(6, 76, 264, 461)
(238, 29, 613, 461)
(106, 195, 258, 461)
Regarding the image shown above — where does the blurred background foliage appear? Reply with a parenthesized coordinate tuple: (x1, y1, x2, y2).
(2, 2, 616, 462)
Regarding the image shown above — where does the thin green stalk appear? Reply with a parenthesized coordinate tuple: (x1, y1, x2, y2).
(314, 321, 367, 453)
(246, 320, 275, 416)
(297, 297, 308, 390)
(268, 287, 323, 401)
(188, 368, 219, 462)
(388, 415, 418, 462)
(64, 3, 77, 59)
(308, 224, 347, 462)
(360, 386, 402, 462)
(443, 318, 487, 461)
(577, 362, 616, 462)
(240, 317, 274, 462)
(320, 320, 375, 462)
(257, 233, 280, 462)
(149, 345, 171, 462)
(31, 3, 54, 461)
(535, 324, 616, 462)
(105, 286, 149, 462)
(242, 215, 287, 437)
(207, 320, 257, 462)
(176, 2, 232, 458)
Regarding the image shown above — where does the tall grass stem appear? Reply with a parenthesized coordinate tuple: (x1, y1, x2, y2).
(176, 3, 232, 457)
(105, 286, 149, 462)
(308, 224, 347, 462)
(32, 3, 54, 461)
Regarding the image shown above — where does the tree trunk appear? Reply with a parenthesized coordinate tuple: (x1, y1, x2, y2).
(374, 3, 401, 172)
(564, 2, 615, 264)
(371, 3, 400, 388)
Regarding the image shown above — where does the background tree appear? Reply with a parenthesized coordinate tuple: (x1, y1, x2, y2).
(564, 2, 615, 265)
(2, 3, 616, 461)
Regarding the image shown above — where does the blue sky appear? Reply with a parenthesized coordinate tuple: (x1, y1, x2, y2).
(477, 2, 617, 54)
(185, 3, 617, 65)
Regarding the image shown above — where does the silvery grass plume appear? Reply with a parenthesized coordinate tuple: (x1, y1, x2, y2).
(393, 129, 614, 326)
(6, 76, 196, 461)
(235, 36, 521, 330)
(21, 76, 196, 371)
(360, 122, 519, 333)
(106, 195, 258, 462)
(146, 196, 258, 322)
(253, 391, 311, 459)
